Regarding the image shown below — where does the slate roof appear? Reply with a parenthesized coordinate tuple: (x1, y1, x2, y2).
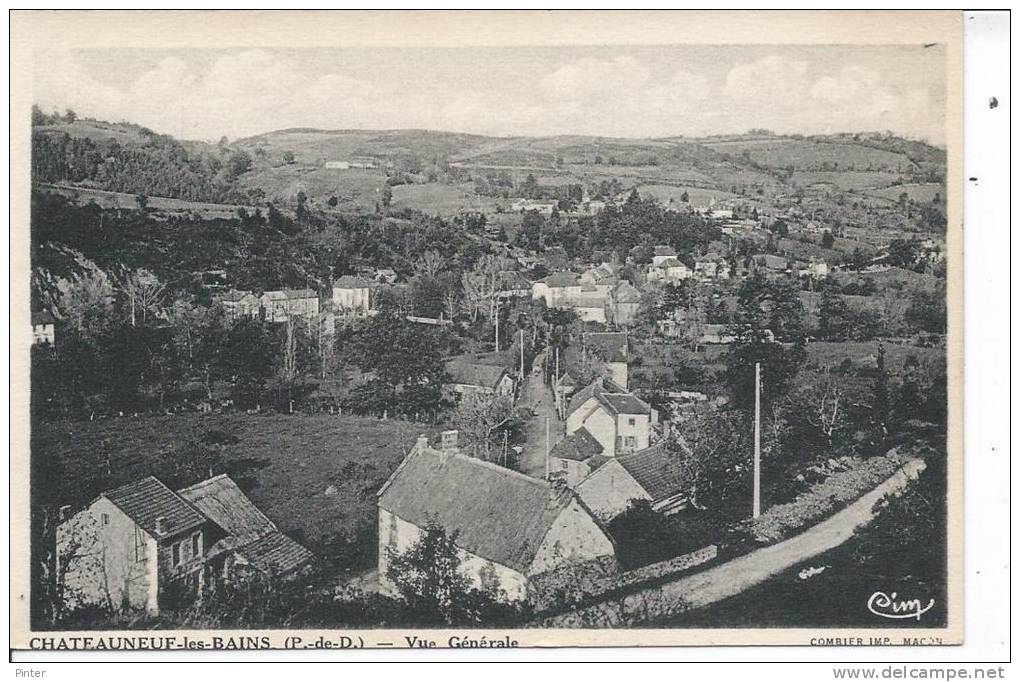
(497, 271, 532, 291)
(566, 377, 628, 417)
(541, 272, 580, 288)
(597, 392, 651, 416)
(549, 427, 604, 462)
(219, 290, 256, 303)
(333, 276, 372, 288)
(233, 532, 315, 576)
(31, 311, 56, 326)
(654, 245, 677, 257)
(177, 475, 275, 543)
(104, 476, 207, 538)
(445, 358, 508, 389)
(379, 445, 576, 573)
(616, 441, 691, 503)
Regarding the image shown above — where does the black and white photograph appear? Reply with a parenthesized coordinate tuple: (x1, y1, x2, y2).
(10, 10, 977, 657)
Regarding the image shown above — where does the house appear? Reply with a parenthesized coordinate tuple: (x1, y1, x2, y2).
(332, 276, 373, 315)
(799, 262, 830, 279)
(496, 271, 532, 300)
(444, 356, 515, 398)
(752, 254, 792, 274)
(609, 280, 642, 327)
(543, 246, 570, 271)
(217, 290, 260, 320)
(260, 289, 319, 322)
(576, 442, 690, 522)
(31, 311, 56, 346)
(377, 433, 615, 602)
(708, 208, 734, 220)
(324, 161, 351, 170)
(56, 475, 313, 616)
(656, 258, 692, 282)
(510, 199, 557, 217)
(565, 378, 651, 457)
(582, 332, 629, 389)
(565, 292, 609, 323)
(532, 272, 581, 307)
(651, 245, 678, 267)
(699, 323, 736, 345)
(694, 259, 719, 280)
(549, 427, 606, 488)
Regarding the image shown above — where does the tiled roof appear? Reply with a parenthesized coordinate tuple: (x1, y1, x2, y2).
(566, 377, 628, 417)
(234, 532, 315, 576)
(445, 358, 508, 389)
(31, 311, 56, 326)
(613, 282, 642, 304)
(177, 474, 275, 543)
(379, 445, 574, 573)
(550, 427, 604, 462)
(654, 245, 677, 256)
(219, 290, 255, 303)
(597, 392, 651, 416)
(104, 476, 206, 538)
(263, 289, 317, 300)
(616, 442, 690, 503)
(333, 276, 372, 288)
(541, 272, 580, 288)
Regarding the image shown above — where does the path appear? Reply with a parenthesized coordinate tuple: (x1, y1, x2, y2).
(515, 352, 565, 479)
(541, 459, 927, 626)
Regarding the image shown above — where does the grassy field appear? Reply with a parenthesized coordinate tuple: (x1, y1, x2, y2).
(865, 182, 944, 204)
(636, 183, 740, 207)
(805, 340, 943, 373)
(390, 182, 501, 216)
(791, 170, 903, 191)
(701, 138, 914, 172)
(240, 164, 388, 210)
(33, 414, 430, 568)
(36, 184, 253, 220)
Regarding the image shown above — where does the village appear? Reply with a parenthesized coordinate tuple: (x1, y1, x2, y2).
(28, 111, 949, 629)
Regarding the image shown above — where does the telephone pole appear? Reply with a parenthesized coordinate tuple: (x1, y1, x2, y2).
(753, 361, 762, 519)
(545, 416, 551, 480)
(520, 329, 525, 379)
(494, 299, 499, 353)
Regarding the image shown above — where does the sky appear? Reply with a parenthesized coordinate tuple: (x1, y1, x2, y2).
(32, 45, 947, 145)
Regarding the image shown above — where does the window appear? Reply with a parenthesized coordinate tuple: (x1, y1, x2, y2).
(172, 542, 182, 567)
(101, 513, 109, 526)
(616, 436, 622, 451)
(134, 528, 145, 563)
(628, 417, 636, 426)
(625, 436, 636, 449)
(560, 460, 569, 471)
(191, 533, 201, 559)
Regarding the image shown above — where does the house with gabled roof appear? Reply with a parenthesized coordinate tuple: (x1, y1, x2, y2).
(31, 311, 56, 346)
(549, 427, 605, 488)
(609, 280, 642, 327)
(260, 288, 319, 322)
(651, 245, 678, 267)
(532, 271, 581, 307)
(576, 442, 692, 521)
(377, 432, 615, 602)
(444, 356, 515, 398)
(582, 332, 629, 389)
(217, 290, 260, 320)
(332, 276, 373, 315)
(56, 474, 313, 616)
(565, 377, 652, 457)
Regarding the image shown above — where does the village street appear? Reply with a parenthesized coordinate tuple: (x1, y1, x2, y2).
(516, 351, 564, 480)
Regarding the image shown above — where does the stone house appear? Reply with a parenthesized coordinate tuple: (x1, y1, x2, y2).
(444, 357, 515, 398)
(548, 427, 607, 488)
(532, 272, 581, 307)
(332, 276, 373, 315)
(651, 245, 678, 267)
(565, 378, 652, 457)
(31, 311, 56, 346)
(260, 289, 320, 322)
(609, 281, 642, 327)
(576, 442, 691, 521)
(217, 290, 260, 320)
(377, 433, 615, 602)
(56, 475, 312, 616)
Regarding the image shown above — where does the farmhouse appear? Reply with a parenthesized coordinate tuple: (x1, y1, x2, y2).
(56, 474, 313, 616)
(332, 276, 373, 315)
(377, 433, 615, 601)
(651, 245, 678, 267)
(260, 289, 320, 322)
(217, 290, 260, 320)
(576, 443, 690, 521)
(444, 356, 515, 398)
(31, 311, 56, 346)
(549, 427, 606, 488)
(532, 272, 582, 307)
(608, 280, 642, 327)
(565, 378, 652, 457)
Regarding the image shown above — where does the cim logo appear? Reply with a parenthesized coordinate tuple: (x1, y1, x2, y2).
(867, 591, 936, 621)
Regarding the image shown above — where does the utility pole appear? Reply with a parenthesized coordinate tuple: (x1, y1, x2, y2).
(520, 329, 525, 379)
(494, 298, 499, 353)
(545, 416, 551, 480)
(753, 361, 762, 519)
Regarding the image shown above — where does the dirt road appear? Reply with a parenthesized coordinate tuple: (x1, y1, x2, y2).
(515, 352, 565, 479)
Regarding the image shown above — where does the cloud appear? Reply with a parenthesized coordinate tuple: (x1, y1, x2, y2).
(723, 54, 809, 99)
(540, 55, 651, 101)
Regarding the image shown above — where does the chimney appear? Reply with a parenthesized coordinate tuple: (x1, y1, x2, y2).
(59, 505, 71, 522)
(415, 434, 429, 451)
(154, 517, 167, 535)
(440, 430, 458, 453)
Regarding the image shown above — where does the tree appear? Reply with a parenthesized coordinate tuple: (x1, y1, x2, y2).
(282, 150, 296, 164)
(821, 230, 835, 249)
(381, 185, 393, 208)
(134, 193, 149, 211)
(386, 520, 515, 624)
(723, 327, 807, 411)
(415, 250, 446, 279)
(63, 109, 78, 123)
(449, 394, 518, 467)
(115, 268, 165, 327)
(227, 150, 253, 179)
(680, 191, 689, 203)
(904, 289, 946, 334)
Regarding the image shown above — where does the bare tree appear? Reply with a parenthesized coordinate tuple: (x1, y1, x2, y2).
(281, 316, 299, 413)
(461, 254, 501, 322)
(55, 269, 115, 337)
(116, 268, 166, 327)
(415, 250, 446, 279)
(449, 393, 516, 463)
